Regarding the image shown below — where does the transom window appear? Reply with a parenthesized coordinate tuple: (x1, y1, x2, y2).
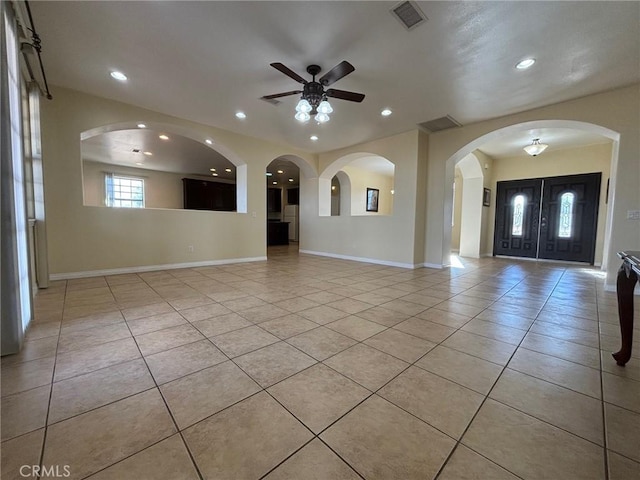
(512, 194, 525, 236)
(105, 174, 145, 208)
(558, 191, 575, 238)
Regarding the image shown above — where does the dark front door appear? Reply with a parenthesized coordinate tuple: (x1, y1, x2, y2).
(493, 173, 601, 264)
(538, 173, 601, 263)
(493, 179, 542, 258)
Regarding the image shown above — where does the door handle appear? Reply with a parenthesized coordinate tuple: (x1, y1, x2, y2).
(540, 216, 547, 228)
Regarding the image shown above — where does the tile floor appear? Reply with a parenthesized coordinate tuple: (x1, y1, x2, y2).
(2, 246, 640, 479)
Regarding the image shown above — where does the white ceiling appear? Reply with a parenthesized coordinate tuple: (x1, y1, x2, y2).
(30, 1, 639, 155)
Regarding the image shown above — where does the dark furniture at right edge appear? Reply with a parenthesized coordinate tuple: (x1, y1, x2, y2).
(613, 251, 640, 366)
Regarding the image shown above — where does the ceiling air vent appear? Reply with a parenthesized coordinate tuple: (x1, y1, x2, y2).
(391, 1, 427, 31)
(260, 97, 281, 106)
(418, 115, 462, 133)
(132, 148, 140, 153)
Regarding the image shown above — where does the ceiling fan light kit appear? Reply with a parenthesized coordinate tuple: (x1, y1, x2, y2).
(524, 138, 549, 156)
(262, 61, 365, 125)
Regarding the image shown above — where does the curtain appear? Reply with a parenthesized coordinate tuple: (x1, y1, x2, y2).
(1, 1, 32, 355)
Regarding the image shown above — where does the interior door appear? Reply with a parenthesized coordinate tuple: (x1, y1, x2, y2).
(538, 173, 601, 263)
(493, 179, 542, 258)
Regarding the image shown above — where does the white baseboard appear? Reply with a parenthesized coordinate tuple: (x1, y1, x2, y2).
(422, 262, 444, 269)
(49, 256, 268, 280)
(299, 250, 418, 269)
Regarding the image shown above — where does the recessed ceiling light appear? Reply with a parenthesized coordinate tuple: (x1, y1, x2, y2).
(143, 151, 152, 156)
(516, 58, 536, 70)
(225, 168, 232, 172)
(277, 170, 284, 174)
(266, 172, 273, 176)
(159, 134, 169, 140)
(235, 111, 246, 119)
(110, 71, 127, 81)
(288, 178, 294, 182)
(310, 135, 318, 141)
(272, 181, 277, 185)
(210, 168, 216, 172)
(137, 123, 146, 128)
(205, 139, 213, 145)
(381, 108, 392, 116)
(212, 173, 219, 176)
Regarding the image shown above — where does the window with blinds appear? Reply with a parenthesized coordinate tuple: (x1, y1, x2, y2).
(105, 174, 145, 208)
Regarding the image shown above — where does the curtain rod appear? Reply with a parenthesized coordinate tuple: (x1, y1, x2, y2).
(22, 0, 52, 99)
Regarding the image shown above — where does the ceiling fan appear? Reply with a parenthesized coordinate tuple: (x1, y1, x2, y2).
(262, 61, 365, 123)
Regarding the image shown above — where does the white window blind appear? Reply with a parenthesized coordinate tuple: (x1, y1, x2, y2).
(105, 174, 145, 208)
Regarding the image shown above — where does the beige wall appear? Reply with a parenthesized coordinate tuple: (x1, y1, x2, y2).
(484, 142, 612, 264)
(425, 84, 640, 286)
(42, 87, 316, 276)
(341, 165, 394, 216)
(451, 169, 462, 251)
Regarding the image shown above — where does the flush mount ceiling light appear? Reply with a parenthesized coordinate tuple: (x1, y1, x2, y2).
(288, 178, 294, 182)
(523, 138, 549, 156)
(235, 111, 246, 119)
(159, 134, 169, 140)
(205, 139, 213, 145)
(273, 181, 278, 185)
(110, 71, 127, 81)
(143, 151, 153, 156)
(381, 108, 392, 116)
(277, 170, 284, 174)
(225, 168, 232, 172)
(310, 135, 319, 141)
(137, 123, 146, 128)
(262, 62, 365, 124)
(516, 58, 536, 70)
(212, 173, 219, 176)
(210, 168, 216, 172)
(266, 172, 273, 176)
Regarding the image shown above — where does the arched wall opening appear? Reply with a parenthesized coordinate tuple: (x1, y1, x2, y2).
(442, 120, 620, 269)
(81, 121, 249, 213)
(319, 152, 394, 217)
(455, 153, 484, 258)
(333, 171, 352, 216)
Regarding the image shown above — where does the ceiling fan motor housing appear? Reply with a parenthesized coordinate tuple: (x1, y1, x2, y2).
(303, 81, 325, 112)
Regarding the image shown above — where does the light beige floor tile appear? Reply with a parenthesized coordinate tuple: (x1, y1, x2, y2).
(508, 348, 601, 398)
(442, 330, 517, 365)
(325, 316, 387, 341)
(121, 303, 175, 322)
(600, 350, 640, 381)
(0, 428, 44, 480)
(57, 322, 131, 354)
(263, 438, 360, 480)
(87, 434, 199, 480)
(394, 318, 456, 343)
(487, 302, 540, 319)
(433, 300, 485, 317)
(355, 306, 410, 327)
(324, 344, 408, 391)
(378, 299, 428, 316)
(351, 291, 396, 306)
(260, 314, 318, 339)
(474, 310, 534, 329)
(286, 327, 357, 361)
(438, 445, 519, 480)
(416, 345, 502, 395)
(536, 311, 599, 332)
(61, 310, 124, 334)
(234, 342, 317, 387)
(24, 321, 61, 341)
(238, 304, 291, 323)
(268, 364, 370, 433)
(530, 321, 600, 348)
(379, 366, 484, 439)
(364, 328, 436, 362)
(183, 391, 312, 480)
(190, 312, 252, 337)
(415, 308, 471, 328)
(1, 385, 50, 441)
(396, 292, 444, 308)
(160, 361, 260, 429)
(608, 451, 640, 480)
(605, 403, 640, 462)
(321, 395, 455, 480)
(325, 298, 375, 314)
(178, 303, 232, 321)
(298, 305, 350, 324)
(0, 356, 54, 397)
(490, 368, 603, 445)
(49, 358, 155, 424)
(167, 295, 214, 311)
(54, 337, 141, 382)
(126, 311, 186, 336)
(221, 296, 269, 312)
(520, 332, 600, 368)
(461, 318, 526, 345)
(42, 389, 176, 480)
(145, 339, 227, 384)
(135, 324, 204, 356)
(273, 297, 321, 313)
(210, 325, 280, 357)
(1, 336, 58, 367)
(463, 399, 604, 480)
(603, 372, 640, 413)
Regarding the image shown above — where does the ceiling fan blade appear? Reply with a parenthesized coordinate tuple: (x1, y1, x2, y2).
(270, 63, 307, 84)
(319, 61, 355, 86)
(325, 88, 365, 103)
(261, 90, 302, 100)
